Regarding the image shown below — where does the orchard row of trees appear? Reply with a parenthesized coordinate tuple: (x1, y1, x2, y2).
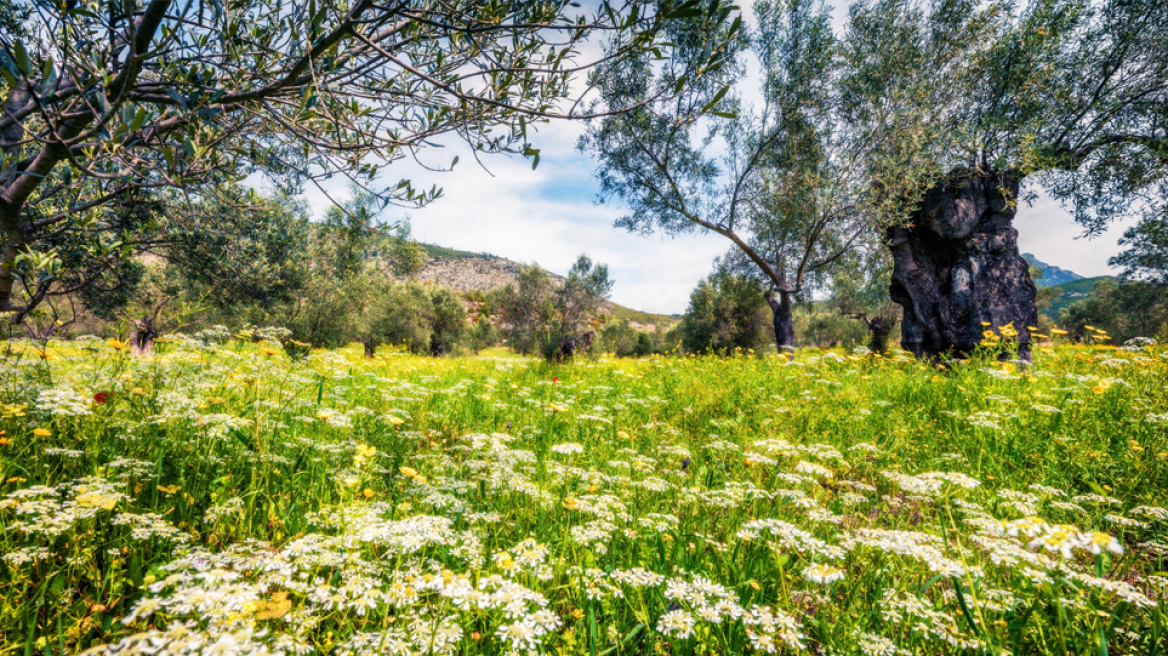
(31, 185, 635, 359)
(0, 0, 741, 329)
(584, 0, 1168, 360)
(0, 0, 1163, 360)
(676, 263, 1168, 356)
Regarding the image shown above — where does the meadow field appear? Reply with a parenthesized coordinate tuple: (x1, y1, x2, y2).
(1, 336, 1167, 655)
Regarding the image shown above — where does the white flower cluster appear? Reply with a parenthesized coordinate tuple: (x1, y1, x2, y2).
(550, 441, 584, 455)
(37, 386, 93, 416)
(845, 529, 979, 578)
(1001, 517, 1124, 559)
(803, 563, 846, 585)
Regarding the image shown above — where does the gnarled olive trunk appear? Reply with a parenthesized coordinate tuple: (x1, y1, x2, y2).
(363, 342, 376, 359)
(129, 317, 157, 357)
(887, 169, 1037, 361)
(867, 316, 894, 355)
(843, 312, 896, 354)
(765, 290, 795, 359)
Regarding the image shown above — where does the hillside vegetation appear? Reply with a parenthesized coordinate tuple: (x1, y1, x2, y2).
(1041, 276, 1116, 318)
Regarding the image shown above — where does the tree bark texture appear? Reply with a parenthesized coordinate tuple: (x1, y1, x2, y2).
(887, 169, 1037, 360)
(765, 290, 795, 359)
(129, 318, 157, 357)
(867, 316, 893, 355)
(364, 342, 376, 359)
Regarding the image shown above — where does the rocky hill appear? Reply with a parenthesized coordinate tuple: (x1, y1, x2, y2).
(411, 243, 678, 330)
(414, 245, 537, 292)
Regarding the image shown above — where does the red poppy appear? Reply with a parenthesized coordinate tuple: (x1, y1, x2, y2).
(553, 377, 558, 383)
(93, 392, 108, 404)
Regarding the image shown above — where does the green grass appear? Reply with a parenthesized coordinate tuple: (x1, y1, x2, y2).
(1, 337, 1166, 655)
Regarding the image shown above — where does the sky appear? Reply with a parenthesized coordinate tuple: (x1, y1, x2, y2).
(294, 4, 1136, 316)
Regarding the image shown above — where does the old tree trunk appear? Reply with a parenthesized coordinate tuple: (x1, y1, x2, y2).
(128, 317, 157, 357)
(888, 169, 1037, 361)
(765, 290, 796, 359)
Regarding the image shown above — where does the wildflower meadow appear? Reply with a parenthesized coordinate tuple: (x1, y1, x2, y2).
(1, 335, 1167, 655)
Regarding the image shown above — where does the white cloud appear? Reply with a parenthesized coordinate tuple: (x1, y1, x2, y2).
(1015, 192, 1132, 279)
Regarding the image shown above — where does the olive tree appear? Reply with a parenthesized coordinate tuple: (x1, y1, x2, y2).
(840, 0, 1168, 360)
(497, 255, 612, 359)
(679, 269, 772, 354)
(0, 0, 738, 321)
(583, 0, 867, 356)
(830, 242, 897, 353)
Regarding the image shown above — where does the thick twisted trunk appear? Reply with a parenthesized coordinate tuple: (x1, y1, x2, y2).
(129, 317, 157, 357)
(888, 169, 1037, 361)
(765, 290, 795, 359)
(866, 316, 893, 354)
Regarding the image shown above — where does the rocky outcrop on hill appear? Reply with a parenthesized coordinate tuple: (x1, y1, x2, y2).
(413, 253, 562, 292)
(401, 244, 677, 331)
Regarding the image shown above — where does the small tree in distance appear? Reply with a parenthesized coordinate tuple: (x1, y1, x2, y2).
(680, 270, 772, 355)
(498, 256, 613, 360)
(831, 245, 898, 354)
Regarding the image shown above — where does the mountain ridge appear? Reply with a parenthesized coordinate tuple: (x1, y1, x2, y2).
(1022, 252, 1085, 288)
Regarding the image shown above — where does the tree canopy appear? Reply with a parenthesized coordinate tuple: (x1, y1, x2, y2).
(1112, 210, 1168, 287)
(840, 0, 1168, 229)
(0, 0, 740, 319)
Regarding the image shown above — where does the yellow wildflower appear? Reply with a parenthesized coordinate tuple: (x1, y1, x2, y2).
(76, 493, 118, 511)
